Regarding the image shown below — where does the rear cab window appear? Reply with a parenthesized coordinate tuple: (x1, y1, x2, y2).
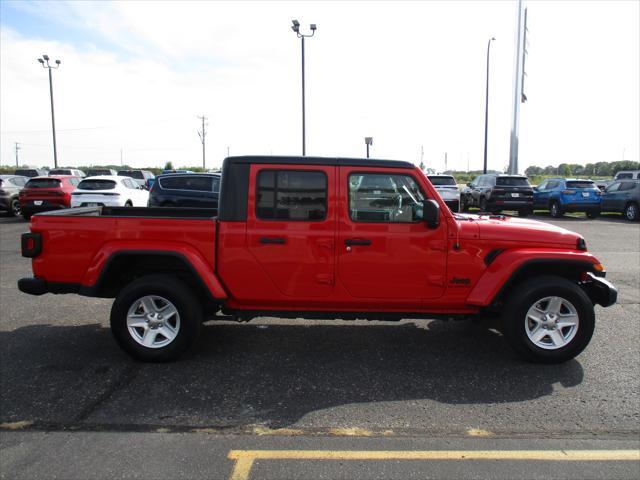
(78, 179, 117, 190)
(428, 176, 456, 186)
(256, 170, 327, 221)
(496, 177, 530, 187)
(25, 178, 61, 188)
(566, 181, 596, 189)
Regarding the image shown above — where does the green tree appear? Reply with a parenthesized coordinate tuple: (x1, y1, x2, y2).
(164, 161, 173, 170)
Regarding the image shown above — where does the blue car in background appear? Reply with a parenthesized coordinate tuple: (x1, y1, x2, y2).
(533, 178, 601, 218)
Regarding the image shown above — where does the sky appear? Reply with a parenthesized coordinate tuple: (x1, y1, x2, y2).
(0, 0, 638, 172)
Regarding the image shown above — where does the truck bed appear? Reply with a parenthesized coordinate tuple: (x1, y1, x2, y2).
(29, 207, 218, 286)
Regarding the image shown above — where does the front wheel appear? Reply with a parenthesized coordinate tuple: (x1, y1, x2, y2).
(110, 275, 202, 361)
(625, 202, 639, 221)
(518, 208, 531, 217)
(586, 210, 599, 219)
(460, 196, 469, 212)
(9, 198, 21, 216)
(500, 275, 595, 363)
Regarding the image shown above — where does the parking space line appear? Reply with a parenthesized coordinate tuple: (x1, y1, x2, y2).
(227, 449, 640, 480)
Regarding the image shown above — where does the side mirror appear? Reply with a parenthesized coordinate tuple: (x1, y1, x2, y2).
(422, 199, 440, 229)
(466, 182, 472, 187)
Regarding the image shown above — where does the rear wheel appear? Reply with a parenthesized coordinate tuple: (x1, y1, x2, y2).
(460, 196, 469, 212)
(9, 198, 20, 217)
(110, 275, 202, 362)
(124, 200, 133, 207)
(501, 275, 595, 363)
(549, 201, 563, 218)
(479, 197, 488, 212)
(518, 208, 530, 217)
(586, 210, 599, 219)
(624, 202, 639, 221)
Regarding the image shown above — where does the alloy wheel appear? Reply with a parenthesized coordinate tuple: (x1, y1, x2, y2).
(525, 296, 579, 350)
(126, 295, 181, 349)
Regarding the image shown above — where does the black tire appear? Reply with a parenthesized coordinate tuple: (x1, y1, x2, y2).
(549, 201, 563, 218)
(460, 196, 469, 212)
(518, 208, 530, 217)
(124, 201, 133, 207)
(110, 275, 202, 362)
(479, 197, 488, 212)
(586, 210, 599, 219)
(9, 198, 21, 217)
(624, 202, 639, 221)
(500, 275, 595, 364)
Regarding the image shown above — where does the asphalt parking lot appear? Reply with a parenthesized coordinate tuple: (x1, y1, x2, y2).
(1, 212, 639, 479)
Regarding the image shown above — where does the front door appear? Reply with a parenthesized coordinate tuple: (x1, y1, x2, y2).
(246, 165, 335, 298)
(337, 167, 447, 304)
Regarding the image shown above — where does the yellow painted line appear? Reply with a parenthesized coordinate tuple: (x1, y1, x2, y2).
(227, 449, 640, 480)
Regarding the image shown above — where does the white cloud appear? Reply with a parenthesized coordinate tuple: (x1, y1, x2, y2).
(1, 1, 638, 171)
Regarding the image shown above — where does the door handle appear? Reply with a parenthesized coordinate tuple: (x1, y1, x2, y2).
(259, 237, 286, 245)
(344, 238, 372, 246)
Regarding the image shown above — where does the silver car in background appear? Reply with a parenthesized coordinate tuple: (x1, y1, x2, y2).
(427, 174, 460, 212)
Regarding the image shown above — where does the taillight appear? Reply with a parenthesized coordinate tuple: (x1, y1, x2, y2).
(21, 233, 42, 258)
(562, 189, 576, 195)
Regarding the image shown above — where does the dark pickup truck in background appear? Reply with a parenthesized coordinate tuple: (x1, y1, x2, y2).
(19, 156, 616, 363)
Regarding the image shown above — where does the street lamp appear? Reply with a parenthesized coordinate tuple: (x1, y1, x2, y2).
(364, 137, 373, 158)
(291, 19, 316, 156)
(38, 55, 61, 168)
(483, 37, 495, 174)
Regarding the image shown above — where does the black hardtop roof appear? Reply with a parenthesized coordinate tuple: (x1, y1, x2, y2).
(224, 155, 415, 169)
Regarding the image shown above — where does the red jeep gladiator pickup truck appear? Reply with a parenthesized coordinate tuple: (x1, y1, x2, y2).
(19, 156, 617, 363)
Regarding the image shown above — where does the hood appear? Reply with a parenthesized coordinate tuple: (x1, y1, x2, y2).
(455, 214, 582, 248)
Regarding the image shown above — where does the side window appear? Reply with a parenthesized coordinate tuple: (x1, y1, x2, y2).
(606, 182, 620, 193)
(212, 176, 220, 193)
(10, 177, 26, 186)
(256, 170, 327, 221)
(616, 173, 632, 179)
(123, 178, 134, 189)
(69, 178, 80, 186)
(546, 181, 559, 190)
(349, 173, 425, 223)
(619, 182, 635, 192)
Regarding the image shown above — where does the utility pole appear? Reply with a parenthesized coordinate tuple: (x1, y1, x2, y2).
(14, 142, 21, 167)
(483, 37, 496, 174)
(37, 55, 61, 168)
(120, 148, 123, 166)
(444, 152, 448, 172)
(508, 0, 528, 174)
(227, 146, 230, 158)
(197, 115, 207, 170)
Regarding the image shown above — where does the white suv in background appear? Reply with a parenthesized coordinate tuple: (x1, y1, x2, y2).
(426, 174, 460, 212)
(71, 176, 149, 208)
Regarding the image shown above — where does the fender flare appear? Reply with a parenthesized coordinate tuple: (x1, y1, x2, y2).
(80, 244, 228, 300)
(466, 249, 601, 307)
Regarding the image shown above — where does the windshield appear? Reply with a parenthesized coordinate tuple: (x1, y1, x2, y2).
(428, 176, 457, 186)
(25, 178, 61, 189)
(78, 179, 116, 190)
(566, 181, 595, 189)
(496, 177, 531, 187)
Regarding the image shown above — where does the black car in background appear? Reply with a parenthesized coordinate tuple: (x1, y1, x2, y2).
(117, 170, 155, 189)
(461, 173, 534, 216)
(148, 173, 221, 209)
(600, 180, 640, 221)
(14, 168, 48, 177)
(0, 175, 28, 216)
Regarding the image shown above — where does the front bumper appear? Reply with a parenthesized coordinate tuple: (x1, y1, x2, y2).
(581, 272, 617, 307)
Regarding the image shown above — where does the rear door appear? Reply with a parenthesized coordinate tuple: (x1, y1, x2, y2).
(602, 182, 621, 210)
(337, 167, 447, 304)
(246, 165, 336, 298)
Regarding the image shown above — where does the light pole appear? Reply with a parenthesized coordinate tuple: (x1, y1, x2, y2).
(483, 37, 495, 174)
(291, 19, 316, 156)
(38, 55, 61, 168)
(364, 137, 373, 158)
